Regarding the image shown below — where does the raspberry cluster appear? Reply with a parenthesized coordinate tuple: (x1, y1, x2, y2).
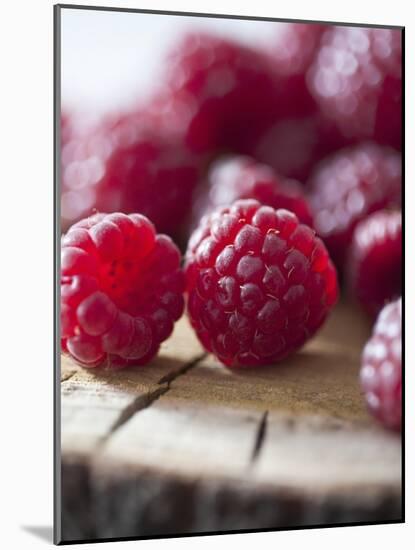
(62, 25, 402, 236)
(61, 22, 402, 432)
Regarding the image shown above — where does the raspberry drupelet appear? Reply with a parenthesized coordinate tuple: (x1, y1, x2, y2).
(191, 155, 313, 230)
(307, 27, 402, 149)
(307, 142, 401, 269)
(360, 298, 402, 431)
(348, 210, 402, 318)
(61, 213, 185, 368)
(185, 199, 338, 368)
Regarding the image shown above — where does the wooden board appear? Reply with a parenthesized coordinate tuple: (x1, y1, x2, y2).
(59, 302, 402, 542)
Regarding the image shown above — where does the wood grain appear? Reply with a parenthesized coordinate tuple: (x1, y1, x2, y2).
(95, 399, 262, 479)
(253, 412, 401, 492)
(60, 318, 205, 455)
(165, 301, 373, 421)
(59, 302, 402, 542)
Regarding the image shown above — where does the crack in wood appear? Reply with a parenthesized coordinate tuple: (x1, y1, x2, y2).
(61, 370, 77, 383)
(251, 410, 268, 463)
(106, 385, 169, 439)
(157, 352, 207, 385)
(99, 352, 208, 446)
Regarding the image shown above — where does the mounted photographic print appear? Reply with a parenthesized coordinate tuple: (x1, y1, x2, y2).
(55, 4, 404, 544)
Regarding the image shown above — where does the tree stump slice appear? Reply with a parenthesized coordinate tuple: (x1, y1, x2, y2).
(58, 302, 402, 543)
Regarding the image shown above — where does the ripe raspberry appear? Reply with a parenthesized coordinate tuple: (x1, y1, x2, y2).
(307, 27, 402, 149)
(185, 199, 338, 368)
(348, 210, 402, 318)
(307, 142, 401, 268)
(360, 298, 402, 431)
(61, 109, 200, 237)
(192, 156, 313, 230)
(154, 33, 283, 155)
(61, 212, 185, 368)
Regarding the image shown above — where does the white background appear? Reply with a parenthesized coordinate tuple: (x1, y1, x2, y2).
(0, 0, 412, 548)
(61, 8, 285, 116)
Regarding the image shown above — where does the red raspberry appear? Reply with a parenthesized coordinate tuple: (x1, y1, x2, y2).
(360, 298, 402, 431)
(192, 156, 313, 229)
(61, 212, 185, 368)
(348, 210, 402, 318)
(185, 199, 338, 368)
(61, 110, 200, 237)
(307, 142, 401, 269)
(307, 27, 402, 149)
(154, 33, 283, 155)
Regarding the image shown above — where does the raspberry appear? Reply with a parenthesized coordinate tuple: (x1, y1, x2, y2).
(360, 298, 402, 431)
(307, 27, 402, 149)
(61, 212, 185, 368)
(185, 199, 338, 368)
(192, 156, 313, 229)
(307, 142, 401, 268)
(154, 33, 283, 155)
(348, 210, 402, 318)
(61, 109, 200, 237)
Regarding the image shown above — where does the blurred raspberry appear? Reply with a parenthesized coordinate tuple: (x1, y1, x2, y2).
(61, 212, 185, 368)
(153, 33, 285, 155)
(61, 109, 201, 237)
(61, 111, 75, 147)
(307, 27, 402, 149)
(240, 23, 346, 181)
(360, 298, 402, 431)
(348, 210, 402, 317)
(192, 155, 313, 230)
(186, 199, 338, 368)
(247, 112, 349, 182)
(307, 142, 401, 269)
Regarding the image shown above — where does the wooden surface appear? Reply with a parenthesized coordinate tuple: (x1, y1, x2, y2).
(59, 302, 402, 542)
